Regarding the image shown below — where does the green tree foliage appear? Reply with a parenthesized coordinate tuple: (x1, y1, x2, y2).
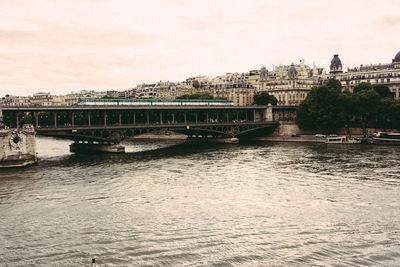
(337, 90, 354, 135)
(325, 78, 343, 92)
(298, 80, 400, 133)
(214, 96, 228, 100)
(353, 89, 380, 135)
(373, 85, 393, 99)
(176, 93, 227, 100)
(353, 82, 372, 94)
(389, 102, 400, 130)
(297, 84, 345, 132)
(352, 84, 393, 134)
(253, 92, 277, 105)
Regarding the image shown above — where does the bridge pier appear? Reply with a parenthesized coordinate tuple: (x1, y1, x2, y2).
(16, 113, 19, 129)
(35, 112, 39, 127)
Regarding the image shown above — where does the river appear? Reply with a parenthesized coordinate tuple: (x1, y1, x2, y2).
(0, 137, 399, 266)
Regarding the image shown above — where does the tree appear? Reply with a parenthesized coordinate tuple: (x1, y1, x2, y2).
(337, 90, 354, 135)
(297, 85, 344, 132)
(353, 89, 380, 135)
(297, 79, 352, 132)
(298, 80, 399, 134)
(176, 93, 226, 100)
(253, 92, 277, 105)
(325, 78, 343, 92)
(353, 82, 372, 94)
(389, 101, 400, 130)
(375, 97, 394, 129)
(352, 83, 394, 134)
(373, 85, 393, 99)
(176, 94, 190, 99)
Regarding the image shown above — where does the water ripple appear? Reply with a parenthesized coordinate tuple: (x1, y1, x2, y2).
(0, 138, 400, 266)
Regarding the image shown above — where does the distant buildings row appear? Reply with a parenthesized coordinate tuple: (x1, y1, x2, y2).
(2, 51, 400, 107)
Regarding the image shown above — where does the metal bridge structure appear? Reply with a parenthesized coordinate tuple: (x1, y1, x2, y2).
(1, 105, 278, 144)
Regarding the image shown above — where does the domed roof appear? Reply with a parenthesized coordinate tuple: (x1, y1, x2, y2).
(288, 63, 297, 78)
(330, 54, 342, 69)
(393, 51, 400, 62)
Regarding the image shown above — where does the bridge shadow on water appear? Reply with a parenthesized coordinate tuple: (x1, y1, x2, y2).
(52, 140, 246, 168)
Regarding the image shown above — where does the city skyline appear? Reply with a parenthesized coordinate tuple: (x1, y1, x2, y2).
(1, 0, 400, 96)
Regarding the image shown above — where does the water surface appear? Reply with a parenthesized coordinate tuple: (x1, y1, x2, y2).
(0, 137, 399, 266)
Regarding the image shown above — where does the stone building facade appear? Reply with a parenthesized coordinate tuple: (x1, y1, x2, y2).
(260, 60, 326, 106)
(207, 83, 255, 106)
(328, 51, 400, 98)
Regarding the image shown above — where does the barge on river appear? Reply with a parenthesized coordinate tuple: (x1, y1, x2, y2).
(371, 132, 400, 145)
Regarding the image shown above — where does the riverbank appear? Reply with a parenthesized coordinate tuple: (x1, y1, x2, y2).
(129, 132, 363, 144)
(253, 135, 326, 142)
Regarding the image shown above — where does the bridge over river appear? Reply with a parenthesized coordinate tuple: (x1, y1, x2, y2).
(0, 104, 278, 152)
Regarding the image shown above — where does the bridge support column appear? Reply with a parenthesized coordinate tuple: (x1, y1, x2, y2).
(184, 112, 187, 124)
(266, 106, 273, 121)
(72, 112, 75, 127)
(236, 111, 239, 122)
(146, 111, 149, 124)
(119, 111, 122, 126)
(195, 111, 198, 124)
(16, 113, 19, 129)
(35, 112, 39, 127)
(133, 112, 136, 125)
(160, 111, 162, 124)
(253, 110, 256, 122)
(172, 112, 175, 124)
(217, 112, 219, 122)
(54, 112, 57, 128)
(206, 111, 209, 123)
(246, 111, 248, 122)
(88, 111, 91, 127)
(30, 111, 34, 126)
(104, 111, 107, 126)
(227, 112, 229, 123)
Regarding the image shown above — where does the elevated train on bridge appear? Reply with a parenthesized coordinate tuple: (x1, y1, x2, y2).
(78, 98, 234, 106)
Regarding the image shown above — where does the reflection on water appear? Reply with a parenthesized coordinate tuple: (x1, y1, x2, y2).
(0, 137, 400, 266)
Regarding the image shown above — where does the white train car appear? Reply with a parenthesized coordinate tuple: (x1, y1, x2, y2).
(78, 98, 234, 106)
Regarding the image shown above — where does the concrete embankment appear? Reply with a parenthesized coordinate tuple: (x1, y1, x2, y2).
(253, 135, 326, 143)
(256, 123, 325, 143)
(255, 122, 365, 143)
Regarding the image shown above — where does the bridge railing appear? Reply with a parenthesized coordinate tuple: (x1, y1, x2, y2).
(34, 120, 269, 129)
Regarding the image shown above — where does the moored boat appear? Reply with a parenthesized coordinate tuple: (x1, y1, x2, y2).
(326, 136, 361, 144)
(371, 132, 400, 145)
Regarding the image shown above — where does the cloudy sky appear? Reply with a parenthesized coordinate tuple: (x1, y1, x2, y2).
(1, 0, 399, 96)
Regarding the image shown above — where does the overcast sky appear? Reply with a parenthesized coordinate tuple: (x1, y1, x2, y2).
(1, 0, 400, 96)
